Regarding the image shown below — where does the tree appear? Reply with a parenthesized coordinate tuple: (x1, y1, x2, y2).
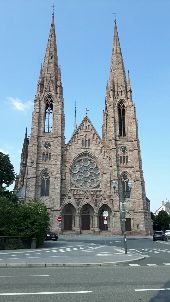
(151, 211, 156, 230)
(0, 152, 15, 191)
(155, 210, 170, 231)
(0, 197, 49, 247)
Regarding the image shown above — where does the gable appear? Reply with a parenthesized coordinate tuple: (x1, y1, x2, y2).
(66, 116, 101, 148)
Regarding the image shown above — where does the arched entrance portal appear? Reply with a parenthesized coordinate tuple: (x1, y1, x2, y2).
(98, 205, 112, 231)
(81, 204, 94, 231)
(62, 204, 76, 231)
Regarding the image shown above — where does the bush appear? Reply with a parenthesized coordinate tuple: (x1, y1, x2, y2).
(0, 196, 49, 247)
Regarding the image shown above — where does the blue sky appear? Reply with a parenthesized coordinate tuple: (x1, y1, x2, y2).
(0, 0, 170, 212)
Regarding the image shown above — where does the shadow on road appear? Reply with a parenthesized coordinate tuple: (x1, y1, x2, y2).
(149, 280, 170, 302)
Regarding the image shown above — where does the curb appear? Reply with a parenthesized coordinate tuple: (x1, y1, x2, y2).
(0, 255, 146, 268)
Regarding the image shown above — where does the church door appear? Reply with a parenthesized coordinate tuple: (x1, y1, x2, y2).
(81, 204, 94, 231)
(98, 205, 111, 231)
(62, 204, 76, 231)
(64, 215, 72, 230)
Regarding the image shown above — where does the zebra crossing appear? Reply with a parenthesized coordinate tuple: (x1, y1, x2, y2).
(128, 263, 170, 267)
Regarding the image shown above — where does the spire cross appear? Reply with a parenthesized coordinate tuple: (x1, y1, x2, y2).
(86, 108, 89, 116)
(112, 12, 117, 22)
(52, 3, 55, 16)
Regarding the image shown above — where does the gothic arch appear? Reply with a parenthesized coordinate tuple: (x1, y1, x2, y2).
(80, 204, 94, 231)
(62, 203, 76, 231)
(118, 100, 126, 137)
(40, 168, 50, 196)
(98, 204, 112, 231)
(44, 94, 53, 133)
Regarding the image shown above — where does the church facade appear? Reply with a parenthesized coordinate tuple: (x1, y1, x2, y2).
(16, 14, 151, 235)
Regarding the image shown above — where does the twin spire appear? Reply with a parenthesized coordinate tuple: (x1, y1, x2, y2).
(38, 12, 61, 95)
(38, 13, 131, 102)
(108, 19, 130, 97)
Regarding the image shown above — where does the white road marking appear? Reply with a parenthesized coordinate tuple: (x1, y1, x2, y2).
(29, 275, 50, 277)
(27, 257, 40, 259)
(96, 253, 113, 256)
(147, 264, 157, 266)
(129, 264, 140, 266)
(0, 290, 93, 296)
(135, 288, 170, 292)
(163, 263, 170, 265)
(8, 258, 19, 260)
(59, 249, 65, 253)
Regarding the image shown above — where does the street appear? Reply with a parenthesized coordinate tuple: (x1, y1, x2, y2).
(0, 236, 170, 301)
(0, 266, 170, 301)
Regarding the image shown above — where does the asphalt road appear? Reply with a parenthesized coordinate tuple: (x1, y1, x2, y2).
(1, 236, 170, 266)
(0, 266, 170, 302)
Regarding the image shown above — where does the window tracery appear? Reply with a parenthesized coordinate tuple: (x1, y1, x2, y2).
(70, 154, 100, 189)
(44, 95, 53, 133)
(118, 100, 126, 137)
(119, 146, 128, 165)
(41, 169, 50, 196)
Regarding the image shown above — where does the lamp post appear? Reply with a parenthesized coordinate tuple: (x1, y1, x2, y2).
(112, 177, 133, 254)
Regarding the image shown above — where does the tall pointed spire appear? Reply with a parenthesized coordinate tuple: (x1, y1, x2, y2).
(40, 12, 59, 94)
(109, 19, 127, 95)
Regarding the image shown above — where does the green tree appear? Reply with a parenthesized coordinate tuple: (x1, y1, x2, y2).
(151, 211, 156, 230)
(0, 197, 49, 247)
(0, 152, 15, 191)
(155, 210, 170, 231)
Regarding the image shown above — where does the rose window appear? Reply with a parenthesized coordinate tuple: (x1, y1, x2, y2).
(70, 155, 100, 188)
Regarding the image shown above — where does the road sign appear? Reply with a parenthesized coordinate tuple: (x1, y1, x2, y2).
(57, 216, 62, 222)
(103, 211, 108, 217)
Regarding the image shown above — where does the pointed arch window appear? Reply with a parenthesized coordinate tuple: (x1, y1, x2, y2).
(119, 146, 128, 165)
(121, 171, 130, 198)
(41, 169, 50, 196)
(45, 95, 53, 133)
(118, 100, 126, 137)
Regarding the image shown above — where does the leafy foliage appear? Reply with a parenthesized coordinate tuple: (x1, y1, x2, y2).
(0, 197, 49, 247)
(0, 152, 15, 190)
(155, 210, 170, 231)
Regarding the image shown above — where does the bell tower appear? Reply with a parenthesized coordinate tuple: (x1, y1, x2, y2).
(102, 20, 150, 234)
(25, 13, 65, 224)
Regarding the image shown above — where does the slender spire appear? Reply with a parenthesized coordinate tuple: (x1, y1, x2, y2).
(109, 19, 127, 95)
(40, 12, 59, 94)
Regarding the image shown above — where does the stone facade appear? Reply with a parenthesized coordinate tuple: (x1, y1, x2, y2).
(16, 15, 151, 235)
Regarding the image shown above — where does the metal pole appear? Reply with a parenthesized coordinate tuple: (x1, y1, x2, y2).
(119, 178, 127, 254)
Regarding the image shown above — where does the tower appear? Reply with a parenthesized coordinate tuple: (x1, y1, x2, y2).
(24, 13, 65, 225)
(102, 20, 150, 234)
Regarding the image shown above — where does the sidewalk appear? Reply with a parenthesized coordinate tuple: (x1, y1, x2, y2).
(0, 239, 147, 268)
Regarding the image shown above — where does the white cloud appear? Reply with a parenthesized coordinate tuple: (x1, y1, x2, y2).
(8, 97, 33, 111)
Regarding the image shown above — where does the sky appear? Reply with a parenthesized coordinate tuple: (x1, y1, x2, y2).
(0, 0, 170, 212)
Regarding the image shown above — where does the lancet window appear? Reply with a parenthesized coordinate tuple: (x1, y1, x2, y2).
(41, 169, 50, 196)
(121, 171, 130, 198)
(119, 146, 128, 165)
(44, 95, 53, 133)
(118, 100, 126, 137)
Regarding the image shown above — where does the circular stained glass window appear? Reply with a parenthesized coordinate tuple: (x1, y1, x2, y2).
(71, 155, 100, 188)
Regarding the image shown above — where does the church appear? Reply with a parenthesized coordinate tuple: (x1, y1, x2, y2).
(15, 13, 151, 235)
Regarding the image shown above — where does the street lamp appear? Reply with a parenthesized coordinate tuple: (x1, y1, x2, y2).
(112, 176, 133, 254)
